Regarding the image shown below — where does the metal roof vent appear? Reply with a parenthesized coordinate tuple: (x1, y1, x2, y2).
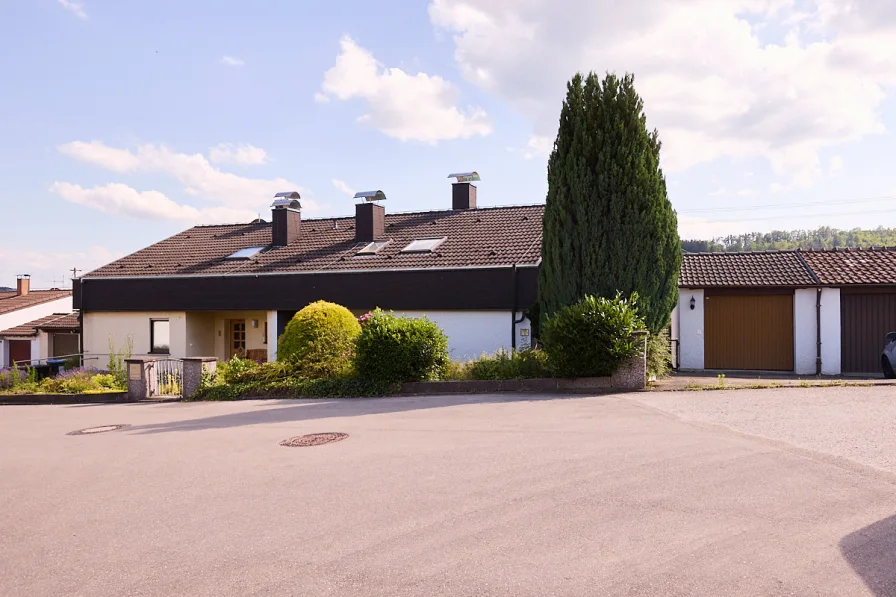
(272, 191, 301, 211)
(353, 190, 387, 203)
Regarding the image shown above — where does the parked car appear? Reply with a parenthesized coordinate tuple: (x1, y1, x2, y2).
(883, 333, 896, 379)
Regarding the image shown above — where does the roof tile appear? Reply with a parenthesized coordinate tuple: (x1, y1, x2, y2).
(0, 290, 72, 315)
(680, 251, 816, 288)
(799, 248, 896, 285)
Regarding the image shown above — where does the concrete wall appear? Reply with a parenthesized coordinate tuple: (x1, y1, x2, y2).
(82, 311, 187, 363)
(397, 310, 531, 362)
(677, 289, 705, 370)
(0, 297, 73, 367)
(820, 288, 841, 375)
(670, 303, 680, 369)
(793, 289, 818, 375)
(266, 311, 277, 363)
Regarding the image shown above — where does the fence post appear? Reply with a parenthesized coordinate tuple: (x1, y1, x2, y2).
(182, 357, 217, 399)
(125, 357, 156, 401)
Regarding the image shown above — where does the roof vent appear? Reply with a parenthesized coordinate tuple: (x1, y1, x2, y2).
(448, 172, 479, 210)
(353, 190, 387, 203)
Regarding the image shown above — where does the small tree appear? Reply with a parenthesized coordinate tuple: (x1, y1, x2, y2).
(538, 72, 681, 334)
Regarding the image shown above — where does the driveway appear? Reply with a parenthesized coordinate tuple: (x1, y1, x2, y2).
(1, 390, 894, 596)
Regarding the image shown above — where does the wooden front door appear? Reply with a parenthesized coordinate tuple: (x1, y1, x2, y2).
(7, 340, 31, 367)
(841, 291, 896, 374)
(705, 292, 794, 371)
(229, 320, 246, 359)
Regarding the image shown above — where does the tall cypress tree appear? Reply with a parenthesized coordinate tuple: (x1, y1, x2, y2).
(538, 72, 681, 334)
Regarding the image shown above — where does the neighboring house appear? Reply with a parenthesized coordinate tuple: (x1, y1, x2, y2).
(0, 276, 73, 367)
(0, 313, 80, 366)
(74, 184, 540, 363)
(674, 249, 896, 376)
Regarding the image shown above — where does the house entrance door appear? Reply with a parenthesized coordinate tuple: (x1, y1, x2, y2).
(229, 320, 246, 359)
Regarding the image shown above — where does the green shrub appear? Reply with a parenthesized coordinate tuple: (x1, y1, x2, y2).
(646, 328, 672, 380)
(542, 294, 645, 378)
(217, 356, 262, 384)
(36, 368, 124, 394)
(466, 348, 550, 380)
(355, 309, 449, 385)
(188, 377, 396, 401)
(277, 301, 361, 378)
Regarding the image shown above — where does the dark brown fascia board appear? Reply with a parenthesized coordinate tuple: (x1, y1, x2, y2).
(79, 263, 540, 281)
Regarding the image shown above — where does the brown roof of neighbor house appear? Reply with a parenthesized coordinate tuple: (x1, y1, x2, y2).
(0, 289, 72, 315)
(0, 313, 79, 338)
(799, 247, 896, 285)
(680, 251, 817, 288)
(82, 205, 545, 279)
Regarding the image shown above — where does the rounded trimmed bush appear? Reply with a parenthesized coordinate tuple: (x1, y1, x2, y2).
(277, 301, 361, 378)
(542, 294, 645, 378)
(355, 309, 449, 385)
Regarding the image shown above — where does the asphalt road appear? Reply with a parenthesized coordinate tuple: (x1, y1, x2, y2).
(1, 390, 895, 596)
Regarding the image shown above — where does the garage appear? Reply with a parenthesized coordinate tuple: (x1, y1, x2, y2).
(840, 290, 896, 375)
(7, 340, 31, 368)
(704, 291, 795, 371)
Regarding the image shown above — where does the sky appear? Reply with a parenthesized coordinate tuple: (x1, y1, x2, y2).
(2, 0, 896, 288)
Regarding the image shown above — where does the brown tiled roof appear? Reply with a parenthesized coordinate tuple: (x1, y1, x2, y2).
(680, 251, 816, 288)
(83, 205, 545, 278)
(0, 290, 72, 315)
(800, 247, 896, 285)
(0, 313, 79, 337)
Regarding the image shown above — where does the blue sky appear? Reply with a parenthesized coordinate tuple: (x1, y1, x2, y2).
(2, 0, 896, 288)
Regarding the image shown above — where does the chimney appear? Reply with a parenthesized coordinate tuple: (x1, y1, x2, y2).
(448, 171, 481, 210)
(16, 274, 30, 296)
(270, 192, 302, 247)
(452, 183, 477, 210)
(353, 190, 387, 242)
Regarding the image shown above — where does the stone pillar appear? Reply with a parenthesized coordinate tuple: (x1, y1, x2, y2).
(125, 358, 156, 401)
(182, 357, 217, 399)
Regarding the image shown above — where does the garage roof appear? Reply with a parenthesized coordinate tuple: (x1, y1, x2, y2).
(799, 248, 896, 285)
(680, 251, 817, 288)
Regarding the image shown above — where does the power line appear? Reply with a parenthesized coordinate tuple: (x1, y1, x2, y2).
(680, 194, 896, 214)
(694, 205, 896, 224)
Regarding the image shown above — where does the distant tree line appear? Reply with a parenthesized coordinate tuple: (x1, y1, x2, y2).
(682, 226, 896, 253)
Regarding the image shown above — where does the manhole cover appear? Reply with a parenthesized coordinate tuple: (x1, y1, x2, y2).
(67, 424, 131, 436)
(280, 432, 348, 447)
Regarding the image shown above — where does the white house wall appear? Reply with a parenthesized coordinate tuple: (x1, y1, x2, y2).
(82, 312, 187, 363)
(0, 296, 72, 367)
(397, 310, 531, 362)
(677, 289, 705, 370)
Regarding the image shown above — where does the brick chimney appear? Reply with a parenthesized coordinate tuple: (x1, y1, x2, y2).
(452, 182, 477, 210)
(16, 274, 30, 296)
(271, 193, 301, 247)
(355, 203, 385, 242)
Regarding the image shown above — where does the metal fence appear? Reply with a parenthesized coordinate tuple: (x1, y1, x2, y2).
(148, 359, 184, 397)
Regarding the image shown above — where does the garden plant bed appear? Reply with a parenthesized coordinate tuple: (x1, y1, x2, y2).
(0, 392, 130, 405)
(401, 375, 644, 396)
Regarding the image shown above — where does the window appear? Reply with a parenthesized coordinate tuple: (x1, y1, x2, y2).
(401, 237, 446, 253)
(226, 246, 265, 259)
(150, 319, 170, 354)
(356, 240, 391, 255)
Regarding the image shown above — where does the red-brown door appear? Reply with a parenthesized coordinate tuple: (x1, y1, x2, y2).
(7, 340, 31, 367)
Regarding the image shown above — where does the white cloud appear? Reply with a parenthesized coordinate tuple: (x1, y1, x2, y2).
(209, 143, 268, 165)
(829, 155, 844, 176)
(0, 245, 120, 290)
(678, 215, 757, 239)
(318, 36, 492, 143)
(429, 0, 896, 186)
(58, 0, 87, 20)
(57, 140, 312, 212)
(331, 179, 356, 197)
(50, 182, 256, 223)
(221, 56, 245, 67)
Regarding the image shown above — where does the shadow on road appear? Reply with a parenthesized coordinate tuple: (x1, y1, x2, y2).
(840, 515, 896, 596)
(120, 393, 609, 435)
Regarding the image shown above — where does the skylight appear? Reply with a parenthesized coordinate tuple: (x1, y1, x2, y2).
(226, 246, 265, 259)
(401, 237, 446, 253)
(357, 240, 391, 255)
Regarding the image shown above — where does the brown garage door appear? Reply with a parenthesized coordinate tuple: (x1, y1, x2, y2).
(841, 291, 896, 374)
(7, 340, 31, 368)
(705, 292, 794, 371)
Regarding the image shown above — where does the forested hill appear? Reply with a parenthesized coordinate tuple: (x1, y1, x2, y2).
(682, 227, 896, 253)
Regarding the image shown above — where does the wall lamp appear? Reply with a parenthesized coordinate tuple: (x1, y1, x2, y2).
(689, 296, 696, 310)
